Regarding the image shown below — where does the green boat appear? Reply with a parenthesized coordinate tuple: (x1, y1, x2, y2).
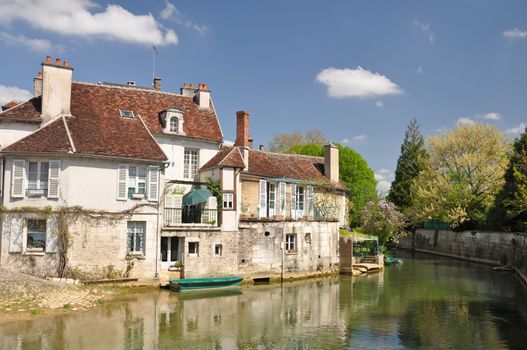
(169, 276, 244, 292)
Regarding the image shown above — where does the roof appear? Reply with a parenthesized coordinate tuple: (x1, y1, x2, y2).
(201, 147, 245, 170)
(0, 97, 42, 123)
(1, 81, 224, 161)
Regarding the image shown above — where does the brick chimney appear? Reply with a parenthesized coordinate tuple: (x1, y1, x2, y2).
(153, 77, 162, 91)
(235, 111, 252, 148)
(195, 83, 210, 108)
(33, 71, 43, 97)
(41, 56, 73, 124)
(324, 144, 339, 184)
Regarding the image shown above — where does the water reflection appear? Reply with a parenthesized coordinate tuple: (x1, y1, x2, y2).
(1, 252, 527, 349)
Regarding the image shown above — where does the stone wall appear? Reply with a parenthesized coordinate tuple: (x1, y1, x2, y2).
(399, 229, 527, 285)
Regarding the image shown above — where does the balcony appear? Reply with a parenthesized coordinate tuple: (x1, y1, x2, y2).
(164, 207, 219, 227)
(240, 201, 340, 222)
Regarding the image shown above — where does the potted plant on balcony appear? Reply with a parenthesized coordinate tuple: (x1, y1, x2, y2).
(169, 261, 183, 271)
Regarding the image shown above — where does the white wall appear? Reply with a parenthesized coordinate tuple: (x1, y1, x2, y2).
(0, 122, 39, 148)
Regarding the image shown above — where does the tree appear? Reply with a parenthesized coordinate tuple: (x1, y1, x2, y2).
(287, 143, 377, 227)
(489, 128, 527, 230)
(387, 119, 428, 210)
(268, 130, 327, 153)
(361, 200, 406, 246)
(407, 123, 510, 228)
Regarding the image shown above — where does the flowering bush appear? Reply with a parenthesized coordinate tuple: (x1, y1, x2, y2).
(361, 200, 406, 246)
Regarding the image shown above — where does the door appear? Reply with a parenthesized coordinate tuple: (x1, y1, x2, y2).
(160, 237, 181, 270)
(268, 183, 276, 217)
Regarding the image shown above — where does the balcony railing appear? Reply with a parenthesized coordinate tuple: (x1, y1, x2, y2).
(240, 201, 340, 222)
(164, 207, 219, 227)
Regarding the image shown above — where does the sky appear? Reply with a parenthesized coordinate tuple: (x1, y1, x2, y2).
(0, 0, 526, 193)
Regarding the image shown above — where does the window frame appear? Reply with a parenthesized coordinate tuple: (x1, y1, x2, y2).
(188, 241, 199, 256)
(119, 109, 134, 119)
(183, 149, 199, 180)
(169, 116, 179, 133)
(26, 161, 49, 197)
(127, 221, 146, 256)
(223, 192, 234, 210)
(127, 166, 147, 199)
(214, 244, 223, 257)
(26, 219, 47, 252)
(285, 233, 297, 254)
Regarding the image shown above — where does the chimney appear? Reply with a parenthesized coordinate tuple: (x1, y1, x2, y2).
(195, 83, 210, 108)
(259, 144, 265, 151)
(235, 111, 252, 148)
(33, 71, 43, 97)
(180, 82, 195, 97)
(324, 144, 339, 184)
(41, 56, 73, 124)
(153, 77, 162, 91)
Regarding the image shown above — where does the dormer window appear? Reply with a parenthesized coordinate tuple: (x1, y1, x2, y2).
(160, 108, 185, 135)
(120, 110, 134, 119)
(169, 116, 179, 133)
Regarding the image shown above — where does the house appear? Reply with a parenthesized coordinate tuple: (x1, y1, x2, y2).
(0, 57, 347, 282)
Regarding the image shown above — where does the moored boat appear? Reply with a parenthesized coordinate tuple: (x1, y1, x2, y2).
(169, 276, 244, 292)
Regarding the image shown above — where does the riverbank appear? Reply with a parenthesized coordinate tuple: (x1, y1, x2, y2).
(399, 229, 527, 289)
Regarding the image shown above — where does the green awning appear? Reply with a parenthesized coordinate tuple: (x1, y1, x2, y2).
(183, 189, 212, 206)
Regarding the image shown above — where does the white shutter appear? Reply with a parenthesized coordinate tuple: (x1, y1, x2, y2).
(117, 164, 128, 200)
(0, 158, 3, 197)
(46, 217, 58, 253)
(306, 185, 314, 216)
(165, 194, 182, 225)
(11, 159, 25, 198)
(147, 165, 159, 202)
(47, 160, 61, 199)
(258, 180, 267, 218)
(278, 182, 286, 215)
(291, 184, 297, 219)
(8, 218, 23, 253)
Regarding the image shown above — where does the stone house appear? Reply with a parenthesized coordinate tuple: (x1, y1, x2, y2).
(0, 57, 347, 282)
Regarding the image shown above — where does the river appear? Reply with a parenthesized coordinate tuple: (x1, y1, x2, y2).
(1, 252, 527, 349)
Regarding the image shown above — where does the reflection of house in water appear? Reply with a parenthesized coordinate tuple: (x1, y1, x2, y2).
(0, 57, 348, 283)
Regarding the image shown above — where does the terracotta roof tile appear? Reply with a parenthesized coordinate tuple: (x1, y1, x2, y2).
(201, 147, 245, 170)
(3, 117, 71, 154)
(0, 97, 41, 123)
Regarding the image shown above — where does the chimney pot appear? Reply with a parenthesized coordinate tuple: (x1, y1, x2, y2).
(63, 60, 69, 67)
(45, 56, 52, 63)
(37, 72, 43, 79)
(183, 82, 188, 88)
(55, 58, 61, 65)
(190, 83, 194, 89)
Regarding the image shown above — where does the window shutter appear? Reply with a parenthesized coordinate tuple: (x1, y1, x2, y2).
(8, 218, 23, 253)
(117, 164, 128, 200)
(307, 185, 314, 216)
(259, 180, 267, 218)
(147, 165, 159, 202)
(48, 160, 61, 199)
(11, 159, 25, 198)
(165, 194, 182, 225)
(46, 217, 58, 253)
(278, 182, 286, 215)
(291, 184, 297, 219)
(0, 158, 3, 197)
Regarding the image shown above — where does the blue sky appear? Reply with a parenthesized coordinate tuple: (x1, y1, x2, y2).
(0, 0, 526, 192)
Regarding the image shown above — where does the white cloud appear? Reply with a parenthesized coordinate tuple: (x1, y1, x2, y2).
(340, 138, 349, 145)
(414, 20, 435, 43)
(375, 168, 394, 194)
(0, 85, 32, 106)
(506, 123, 526, 136)
(352, 134, 367, 142)
(0, 31, 53, 52)
(456, 117, 476, 126)
(416, 65, 424, 74)
(316, 66, 402, 99)
(503, 28, 527, 39)
(480, 112, 503, 121)
(0, 0, 178, 46)
(375, 100, 383, 108)
(159, 1, 208, 35)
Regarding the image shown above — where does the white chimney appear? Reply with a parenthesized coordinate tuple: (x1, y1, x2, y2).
(195, 83, 210, 108)
(33, 71, 43, 97)
(41, 56, 73, 124)
(324, 144, 339, 184)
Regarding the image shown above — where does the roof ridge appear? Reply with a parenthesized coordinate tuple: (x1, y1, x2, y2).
(250, 148, 324, 160)
(72, 81, 189, 98)
(135, 113, 168, 161)
(62, 115, 76, 153)
(218, 147, 236, 166)
(0, 98, 35, 116)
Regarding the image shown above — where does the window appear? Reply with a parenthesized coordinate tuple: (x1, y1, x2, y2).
(296, 186, 305, 211)
(120, 110, 134, 119)
(268, 183, 276, 210)
(27, 219, 46, 251)
(27, 161, 49, 197)
(223, 193, 234, 209)
(214, 244, 223, 256)
(184, 149, 199, 179)
(169, 116, 179, 133)
(305, 233, 311, 243)
(188, 242, 199, 256)
(127, 221, 145, 255)
(285, 234, 297, 253)
(128, 166, 146, 199)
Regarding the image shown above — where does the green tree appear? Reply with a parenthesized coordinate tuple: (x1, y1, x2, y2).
(407, 123, 510, 228)
(287, 143, 377, 227)
(489, 128, 527, 230)
(387, 119, 428, 210)
(361, 200, 406, 246)
(268, 130, 327, 153)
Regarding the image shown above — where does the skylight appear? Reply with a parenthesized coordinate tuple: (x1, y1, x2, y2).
(120, 110, 134, 119)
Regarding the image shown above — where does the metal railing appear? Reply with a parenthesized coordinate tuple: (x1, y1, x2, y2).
(164, 208, 218, 227)
(240, 201, 340, 222)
